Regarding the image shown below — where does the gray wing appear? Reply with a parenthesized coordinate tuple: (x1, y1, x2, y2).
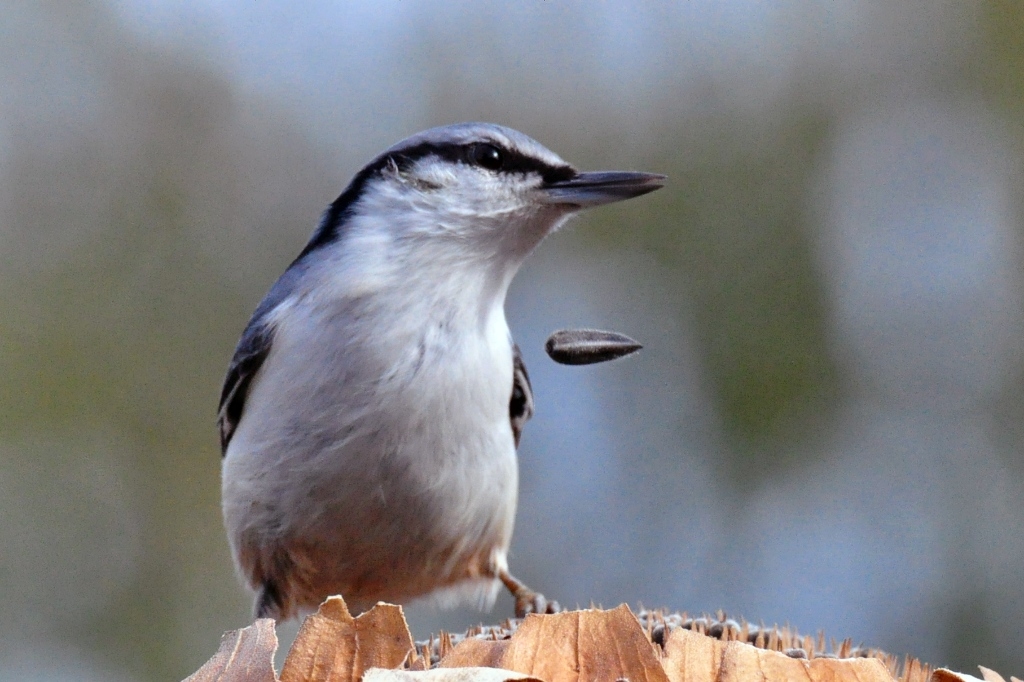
(217, 320, 274, 454)
(509, 344, 534, 447)
(217, 265, 308, 455)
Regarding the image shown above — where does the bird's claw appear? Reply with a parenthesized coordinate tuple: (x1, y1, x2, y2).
(515, 590, 561, 618)
(499, 569, 560, 618)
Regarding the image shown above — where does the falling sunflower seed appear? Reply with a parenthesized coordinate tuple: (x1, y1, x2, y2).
(545, 329, 643, 366)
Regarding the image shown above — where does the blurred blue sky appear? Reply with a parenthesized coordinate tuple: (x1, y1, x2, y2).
(107, 1, 964, 154)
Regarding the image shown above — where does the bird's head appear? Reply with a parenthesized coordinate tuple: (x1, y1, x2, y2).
(298, 123, 665, 279)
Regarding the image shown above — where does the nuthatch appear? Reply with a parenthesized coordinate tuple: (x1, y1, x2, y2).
(218, 123, 664, 621)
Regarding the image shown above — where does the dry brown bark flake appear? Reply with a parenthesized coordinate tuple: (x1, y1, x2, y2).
(184, 618, 278, 682)
(280, 597, 414, 682)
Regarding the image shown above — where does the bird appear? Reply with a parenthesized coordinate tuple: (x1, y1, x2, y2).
(218, 122, 664, 621)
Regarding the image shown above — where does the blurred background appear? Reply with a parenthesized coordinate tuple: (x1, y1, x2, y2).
(3, 1, 1024, 679)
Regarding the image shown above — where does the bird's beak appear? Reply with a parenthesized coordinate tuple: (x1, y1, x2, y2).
(539, 171, 666, 208)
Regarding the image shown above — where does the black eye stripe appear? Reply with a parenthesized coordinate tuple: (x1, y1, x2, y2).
(388, 141, 576, 184)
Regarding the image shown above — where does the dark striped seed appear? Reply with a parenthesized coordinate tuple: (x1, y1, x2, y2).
(545, 329, 643, 366)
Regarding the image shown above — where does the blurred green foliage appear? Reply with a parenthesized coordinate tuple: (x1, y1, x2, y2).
(652, 114, 838, 468)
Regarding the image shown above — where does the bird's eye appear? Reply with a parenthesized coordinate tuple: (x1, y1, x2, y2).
(470, 143, 504, 171)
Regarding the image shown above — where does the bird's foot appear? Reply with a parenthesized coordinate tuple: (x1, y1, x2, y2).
(498, 569, 561, 618)
(515, 589, 560, 618)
